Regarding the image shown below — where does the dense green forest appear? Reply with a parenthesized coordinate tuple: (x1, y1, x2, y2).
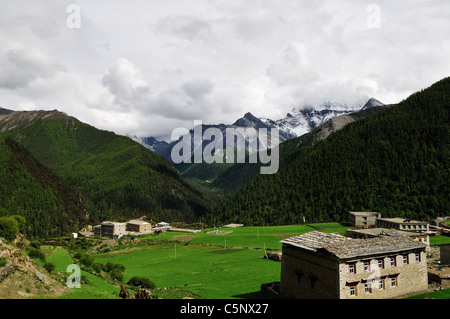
(0, 134, 86, 238)
(0, 113, 209, 227)
(210, 77, 450, 226)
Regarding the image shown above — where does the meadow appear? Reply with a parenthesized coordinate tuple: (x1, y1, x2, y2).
(90, 225, 316, 299)
(45, 247, 119, 299)
(43, 225, 314, 299)
(42, 223, 449, 300)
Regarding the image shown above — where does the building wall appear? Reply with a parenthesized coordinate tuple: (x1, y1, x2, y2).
(339, 251, 428, 299)
(376, 220, 429, 232)
(280, 245, 340, 299)
(101, 223, 126, 239)
(349, 214, 379, 228)
(441, 245, 450, 265)
(127, 223, 151, 233)
(281, 245, 428, 299)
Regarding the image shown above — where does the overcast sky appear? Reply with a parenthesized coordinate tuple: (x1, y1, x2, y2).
(0, 0, 449, 140)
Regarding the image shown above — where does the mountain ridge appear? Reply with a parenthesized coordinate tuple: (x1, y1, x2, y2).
(209, 78, 449, 226)
(136, 98, 382, 162)
(0, 109, 210, 226)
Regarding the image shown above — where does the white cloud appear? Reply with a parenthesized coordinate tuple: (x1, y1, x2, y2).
(0, 0, 449, 138)
(0, 47, 64, 89)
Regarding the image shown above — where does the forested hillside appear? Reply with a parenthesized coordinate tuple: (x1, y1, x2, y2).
(211, 104, 389, 195)
(0, 111, 209, 225)
(211, 78, 450, 226)
(0, 134, 86, 238)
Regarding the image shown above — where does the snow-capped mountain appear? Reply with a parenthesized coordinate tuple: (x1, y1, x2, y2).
(131, 98, 383, 161)
(273, 99, 382, 138)
(128, 135, 169, 153)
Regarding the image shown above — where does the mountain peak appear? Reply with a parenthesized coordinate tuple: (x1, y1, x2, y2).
(361, 98, 384, 111)
(233, 112, 263, 127)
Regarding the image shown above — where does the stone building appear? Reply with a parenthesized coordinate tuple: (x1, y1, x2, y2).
(348, 212, 381, 228)
(376, 218, 429, 233)
(346, 228, 430, 246)
(280, 231, 428, 299)
(126, 220, 152, 233)
(94, 221, 126, 239)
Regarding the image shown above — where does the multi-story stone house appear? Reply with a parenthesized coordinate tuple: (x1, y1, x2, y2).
(376, 218, 430, 233)
(280, 231, 428, 299)
(348, 212, 382, 228)
(94, 221, 126, 239)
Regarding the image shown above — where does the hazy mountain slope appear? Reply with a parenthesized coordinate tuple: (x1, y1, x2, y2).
(0, 134, 86, 238)
(211, 78, 450, 226)
(0, 109, 209, 224)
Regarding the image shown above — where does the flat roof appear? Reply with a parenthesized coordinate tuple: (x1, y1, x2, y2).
(281, 231, 426, 260)
(101, 221, 126, 226)
(349, 212, 380, 217)
(347, 228, 428, 237)
(377, 218, 428, 225)
(128, 220, 150, 225)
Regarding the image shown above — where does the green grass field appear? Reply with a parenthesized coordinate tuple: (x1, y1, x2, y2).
(407, 288, 450, 299)
(92, 244, 281, 299)
(185, 225, 314, 250)
(91, 225, 315, 299)
(430, 236, 450, 245)
(46, 248, 119, 299)
(41, 223, 450, 300)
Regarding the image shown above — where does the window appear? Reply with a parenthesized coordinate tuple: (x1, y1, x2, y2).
(415, 253, 421, 263)
(391, 277, 397, 287)
(350, 285, 357, 296)
(364, 283, 372, 294)
(364, 261, 371, 272)
(378, 280, 384, 290)
(309, 275, 318, 289)
(403, 255, 409, 265)
(295, 270, 304, 284)
(349, 263, 356, 274)
(378, 259, 384, 269)
(390, 257, 396, 267)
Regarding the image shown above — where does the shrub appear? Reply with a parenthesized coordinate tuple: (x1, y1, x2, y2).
(43, 262, 55, 273)
(110, 268, 124, 282)
(0, 257, 7, 267)
(10, 215, 26, 234)
(29, 241, 42, 249)
(92, 262, 103, 273)
(79, 254, 94, 267)
(103, 261, 125, 273)
(0, 217, 19, 241)
(127, 276, 156, 289)
(28, 248, 46, 262)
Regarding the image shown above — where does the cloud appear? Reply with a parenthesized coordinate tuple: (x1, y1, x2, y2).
(0, 47, 65, 89)
(153, 15, 212, 41)
(0, 0, 449, 139)
(101, 58, 151, 112)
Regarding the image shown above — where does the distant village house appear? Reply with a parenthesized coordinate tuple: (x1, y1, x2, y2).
(376, 218, 429, 233)
(348, 212, 381, 228)
(153, 222, 171, 231)
(126, 220, 152, 233)
(94, 221, 126, 239)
